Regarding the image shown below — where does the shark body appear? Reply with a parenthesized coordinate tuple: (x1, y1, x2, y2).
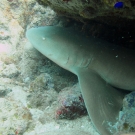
(26, 26, 135, 135)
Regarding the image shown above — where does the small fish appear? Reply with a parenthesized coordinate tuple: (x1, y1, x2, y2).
(114, 2, 124, 8)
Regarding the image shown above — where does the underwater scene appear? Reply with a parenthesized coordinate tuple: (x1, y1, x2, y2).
(0, 0, 135, 135)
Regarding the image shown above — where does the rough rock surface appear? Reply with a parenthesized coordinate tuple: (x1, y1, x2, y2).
(116, 92, 135, 134)
(27, 73, 58, 110)
(37, 130, 92, 135)
(0, 97, 31, 135)
(37, 0, 135, 27)
(56, 84, 87, 119)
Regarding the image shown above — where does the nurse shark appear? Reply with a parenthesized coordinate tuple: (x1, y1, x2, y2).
(26, 26, 135, 135)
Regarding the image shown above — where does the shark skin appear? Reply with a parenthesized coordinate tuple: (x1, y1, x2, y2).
(26, 26, 135, 135)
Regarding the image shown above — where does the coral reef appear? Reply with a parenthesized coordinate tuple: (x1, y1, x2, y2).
(0, 0, 135, 134)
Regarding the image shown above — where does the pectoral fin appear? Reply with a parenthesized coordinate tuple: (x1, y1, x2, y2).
(78, 70, 125, 135)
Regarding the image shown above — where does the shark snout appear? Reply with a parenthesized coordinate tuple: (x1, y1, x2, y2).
(26, 27, 49, 47)
(26, 27, 39, 41)
(26, 26, 54, 44)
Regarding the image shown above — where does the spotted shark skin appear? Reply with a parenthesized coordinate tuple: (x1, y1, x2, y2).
(26, 26, 135, 135)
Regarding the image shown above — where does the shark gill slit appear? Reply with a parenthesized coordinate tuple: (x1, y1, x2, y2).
(80, 56, 93, 68)
(65, 56, 70, 65)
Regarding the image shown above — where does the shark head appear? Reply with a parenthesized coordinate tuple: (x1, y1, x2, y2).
(26, 26, 75, 71)
(26, 26, 92, 73)
(26, 26, 60, 57)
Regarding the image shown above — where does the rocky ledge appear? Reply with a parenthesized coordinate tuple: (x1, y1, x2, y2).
(37, 0, 135, 28)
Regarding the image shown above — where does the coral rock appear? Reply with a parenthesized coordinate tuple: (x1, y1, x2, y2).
(116, 92, 135, 134)
(56, 84, 87, 119)
(36, 0, 135, 27)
